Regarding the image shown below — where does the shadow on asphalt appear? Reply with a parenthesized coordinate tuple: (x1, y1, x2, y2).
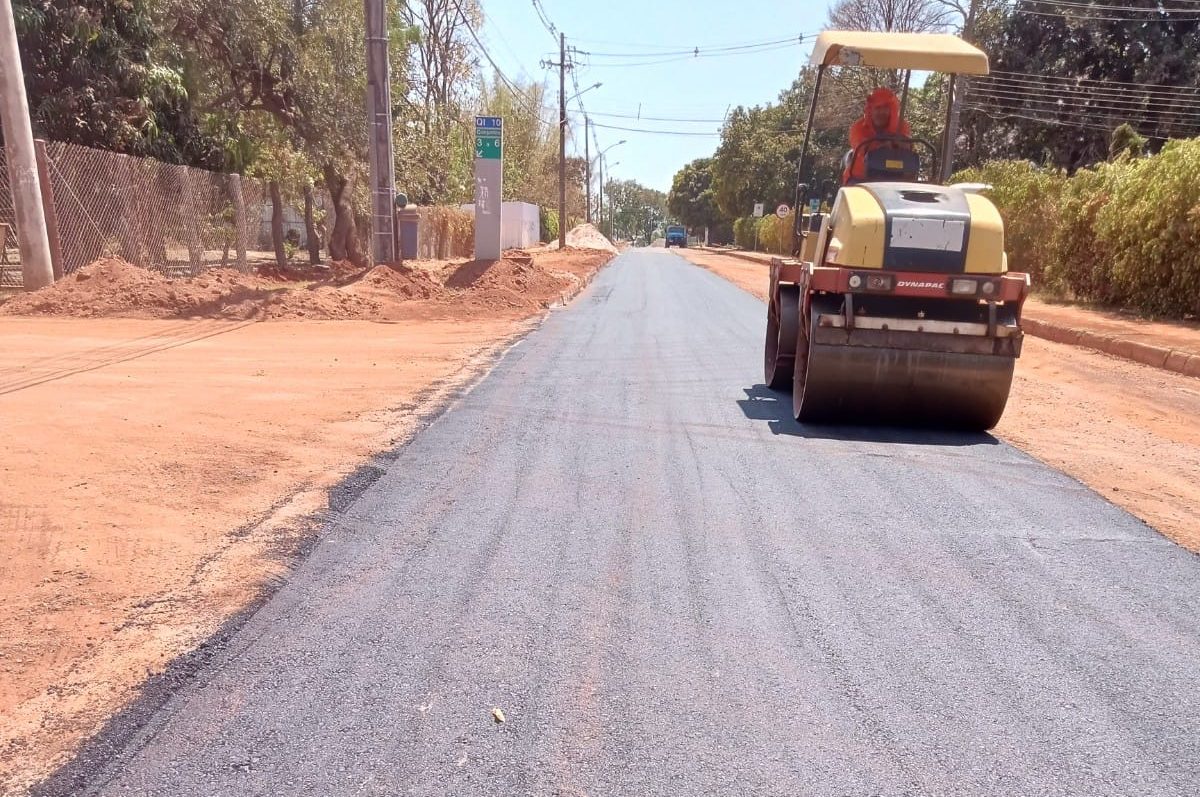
(737, 384, 1000, 447)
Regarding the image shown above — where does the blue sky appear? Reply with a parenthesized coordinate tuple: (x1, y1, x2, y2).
(479, 0, 832, 193)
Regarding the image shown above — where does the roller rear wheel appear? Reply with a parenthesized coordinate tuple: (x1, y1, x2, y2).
(764, 285, 800, 389)
(792, 298, 1015, 430)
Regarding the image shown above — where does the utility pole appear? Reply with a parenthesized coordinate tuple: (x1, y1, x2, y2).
(364, 0, 395, 264)
(597, 155, 604, 236)
(941, 0, 977, 181)
(0, 0, 53, 290)
(584, 117, 590, 224)
(558, 32, 567, 249)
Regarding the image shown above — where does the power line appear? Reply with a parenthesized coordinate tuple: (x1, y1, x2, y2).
(570, 31, 814, 50)
(590, 121, 723, 137)
(578, 43, 806, 69)
(963, 103, 1127, 131)
(530, 0, 558, 41)
(572, 108, 730, 123)
(966, 86, 1200, 118)
(450, 0, 554, 125)
(590, 120, 815, 138)
(1021, 0, 1200, 11)
(964, 97, 1200, 131)
(577, 34, 809, 58)
(989, 70, 1200, 95)
(966, 97, 1200, 126)
(477, 6, 534, 81)
(1015, 6, 1200, 20)
(971, 80, 1200, 108)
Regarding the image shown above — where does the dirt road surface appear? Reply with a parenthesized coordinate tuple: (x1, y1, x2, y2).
(0, 248, 612, 794)
(41, 250, 1200, 796)
(680, 249, 1200, 551)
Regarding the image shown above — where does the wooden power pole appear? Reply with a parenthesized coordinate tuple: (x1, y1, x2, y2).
(0, 0, 53, 290)
(364, 0, 395, 264)
(584, 117, 590, 224)
(558, 32, 567, 249)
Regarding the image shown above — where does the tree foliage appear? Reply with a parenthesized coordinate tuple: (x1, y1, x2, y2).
(667, 158, 720, 233)
(603, 179, 667, 242)
(955, 141, 1200, 317)
(13, 0, 220, 166)
(829, 0, 951, 31)
(958, 1, 1200, 170)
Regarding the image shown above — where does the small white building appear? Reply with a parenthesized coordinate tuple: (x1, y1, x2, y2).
(459, 202, 541, 249)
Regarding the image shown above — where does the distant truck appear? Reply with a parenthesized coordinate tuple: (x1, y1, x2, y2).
(665, 225, 687, 248)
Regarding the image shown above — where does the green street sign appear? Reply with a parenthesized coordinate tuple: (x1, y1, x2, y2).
(475, 135, 502, 160)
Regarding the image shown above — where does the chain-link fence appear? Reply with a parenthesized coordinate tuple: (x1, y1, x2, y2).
(0, 141, 331, 287)
(0, 148, 22, 288)
(43, 142, 275, 277)
(0, 141, 485, 291)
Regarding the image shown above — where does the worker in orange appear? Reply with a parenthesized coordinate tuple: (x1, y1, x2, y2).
(843, 87, 911, 183)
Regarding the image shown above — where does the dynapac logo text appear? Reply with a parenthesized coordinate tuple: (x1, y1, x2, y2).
(896, 280, 944, 289)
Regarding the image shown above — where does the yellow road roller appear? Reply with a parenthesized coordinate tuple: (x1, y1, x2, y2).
(765, 31, 1030, 430)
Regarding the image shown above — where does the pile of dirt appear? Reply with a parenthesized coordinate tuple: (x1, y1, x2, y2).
(0, 258, 286, 319)
(531, 248, 616, 281)
(344, 264, 448, 301)
(549, 223, 619, 254)
(452, 255, 577, 313)
(256, 287, 384, 320)
(0, 248, 614, 322)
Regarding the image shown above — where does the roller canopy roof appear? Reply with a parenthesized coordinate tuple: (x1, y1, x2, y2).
(809, 31, 990, 75)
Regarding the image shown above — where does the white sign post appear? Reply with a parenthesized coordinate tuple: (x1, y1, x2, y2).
(775, 204, 791, 255)
(751, 202, 764, 252)
(474, 116, 503, 260)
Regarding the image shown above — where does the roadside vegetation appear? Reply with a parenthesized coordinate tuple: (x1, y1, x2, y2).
(14, 0, 666, 262)
(667, 0, 1200, 317)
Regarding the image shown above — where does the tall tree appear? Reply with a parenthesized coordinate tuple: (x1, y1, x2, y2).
(396, 0, 480, 203)
(957, 2, 1200, 170)
(710, 69, 848, 219)
(477, 76, 559, 209)
(602, 179, 667, 242)
(166, 0, 388, 262)
(13, 0, 220, 166)
(711, 104, 801, 219)
(829, 0, 951, 31)
(667, 158, 721, 234)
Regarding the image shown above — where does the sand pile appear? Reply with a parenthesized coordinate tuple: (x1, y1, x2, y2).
(549, 224, 619, 254)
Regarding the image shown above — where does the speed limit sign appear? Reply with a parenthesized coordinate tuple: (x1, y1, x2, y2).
(776, 203, 791, 219)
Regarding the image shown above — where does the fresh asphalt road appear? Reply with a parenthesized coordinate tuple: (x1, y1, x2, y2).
(61, 249, 1200, 796)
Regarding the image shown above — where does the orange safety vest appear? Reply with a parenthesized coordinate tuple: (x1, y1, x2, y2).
(844, 88, 912, 183)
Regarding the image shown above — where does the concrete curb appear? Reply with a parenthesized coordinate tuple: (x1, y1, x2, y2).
(1021, 318, 1200, 379)
(695, 247, 1200, 380)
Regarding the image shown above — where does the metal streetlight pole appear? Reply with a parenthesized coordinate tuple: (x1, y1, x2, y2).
(558, 78, 601, 244)
(593, 139, 624, 236)
(604, 161, 619, 239)
(584, 118, 590, 223)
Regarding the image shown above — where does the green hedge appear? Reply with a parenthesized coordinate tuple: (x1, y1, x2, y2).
(954, 141, 1200, 317)
(732, 214, 796, 254)
(733, 217, 756, 249)
(540, 208, 559, 244)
